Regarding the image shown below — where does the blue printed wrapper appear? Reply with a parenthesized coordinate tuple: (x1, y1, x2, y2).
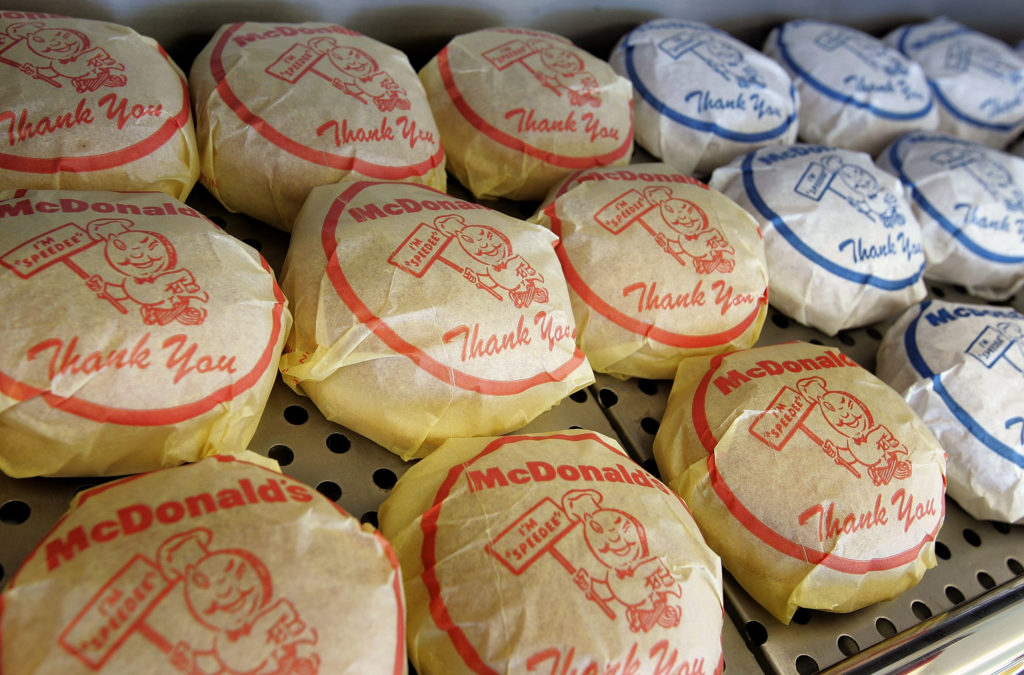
(878, 299, 1024, 523)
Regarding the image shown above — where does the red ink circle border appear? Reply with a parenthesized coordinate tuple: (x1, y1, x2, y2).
(0, 236, 288, 426)
(321, 181, 588, 396)
(437, 45, 633, 169)
(208, 23, 444, 178)
(690, 349, 944, 574)
(0, 44, 192, 174)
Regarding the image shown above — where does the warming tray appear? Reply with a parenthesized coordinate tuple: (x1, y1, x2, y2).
(2, 172, 1023, 675)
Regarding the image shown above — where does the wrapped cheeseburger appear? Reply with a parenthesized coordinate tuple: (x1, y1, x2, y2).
(0, 189, 289, 478)
(886, 18, 1024, 149)
(609, 19, 798, 177)
(763, 19, 937, 156)
(878, 300, 1024, 524)
(279, 180, 593, 459)
(532, 163, 769, 380)
(710, 144, 927, 335)
(191, 22, 446, 231)
(0, 455, 407, 674)
(419, 27, 634, 200)
(0, 13, 198, 198)
(653, 342, 946, 624)
(878, 131, 1024, 300)
(379, 429, 724, 674)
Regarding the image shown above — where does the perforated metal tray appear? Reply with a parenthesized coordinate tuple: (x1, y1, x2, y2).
(2, 183, 1022, 675)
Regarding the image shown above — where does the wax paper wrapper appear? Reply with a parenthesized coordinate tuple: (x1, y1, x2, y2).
(0, 13, 198, 198)
(190, 21, 446, 232)
(378, 429, 723, 675)
(419, 27, 633, 201)
(763, 20, 937, 156)
(710, 144, 928, 335)
(886, 18, 1024, 149)
(530, 163, 768, 379)
(0, 454, 407, 674)
(653, 341, 946, 624)
(878, 131, 1024, 300)
(878, 300, 1024, 523)
(279, 180, 593, 459)
(0, 189, 290, 477)
(608, 19, 798, 177)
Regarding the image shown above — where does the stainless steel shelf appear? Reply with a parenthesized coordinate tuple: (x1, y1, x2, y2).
(2, 175, 1022, 675)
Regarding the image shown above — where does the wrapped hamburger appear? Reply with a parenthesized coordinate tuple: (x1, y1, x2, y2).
(878, 131, 1024, 300)
(653, 341, 946, 624)
(609, 19, 799, 177)
(279, 180, 593, 459)
(0, 12, 198, 198)
(878, 299, 1024, 523)
(886, 18, 1024, 149)
(709, 144, 927, 335)
(0, 189, 290, 477)
(419, 27, 634, 201)
(0, 455, 407, 674)
(531, 163, 769, 379)
(191, 21, 446, 231)
(763, 19, 937, 156)
(379, 429, 724, 674)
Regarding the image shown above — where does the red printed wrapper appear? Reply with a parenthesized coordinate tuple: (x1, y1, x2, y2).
(0, 12, 198, 199)
(0, 455, 407, 674)
(652, 342, 946, 624)
(0, 189, 290, 477)
(190, 22, 446, 231)
(531, 163, 769, 379)
(419, 27, 633, 201)
(279, 180, 593, 459)
(379, 430, 723, 675)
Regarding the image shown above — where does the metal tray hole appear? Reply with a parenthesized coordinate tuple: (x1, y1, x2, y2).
(945, 585, 965, 606)
(791, 607, 811, 625)
(569, 389, 588, 403)
(642, 458, 661, 480)
(930, 285, 946, 298)
(771, 312, 790, 329)
(865, 326, 882, 340)
(637, 379, 659, 396)
(284, 405, 310, 425)
(640, 417, 660, 435)
(795, 654, 818, 675)
(361, 511, 379, 527)
(316, 480, 342, 502)
(809, 338, 824, 346)
(745, 620, 767, 646)
(875, 617, 897, 638)
(268, 444, 294, 466)
(962, 528, 982, 547)
(1009, 558, 1024, 576)
(991, 522, 1012, 535)
(977, 571, 996, 590)
(373, 468, 399, 490)
(598, 388, 619, 408)
(837, 634, 860, 657)
(243, 237, 263, 252)
(326, 433, 351, 454)
(208, 215, 227, 228)
(0, 500, 30, 525)
(837, 331, 856, 347)
(935, 540, 951, 560)
(911, 600, 933, 621)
